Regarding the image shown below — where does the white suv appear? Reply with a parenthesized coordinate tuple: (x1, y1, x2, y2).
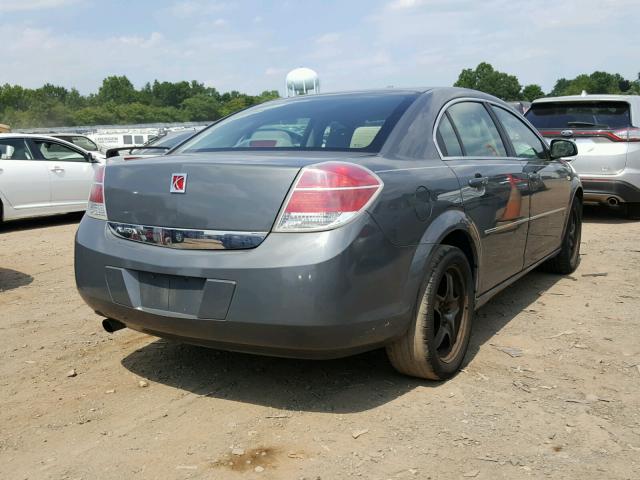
(526, 94, 640, 218)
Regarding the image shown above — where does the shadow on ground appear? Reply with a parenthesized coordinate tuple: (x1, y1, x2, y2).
(122, 268, 564, 413)
(0, 268, 34, 292)
(0, 212, 83, 233)
(582, 204, 637, 224)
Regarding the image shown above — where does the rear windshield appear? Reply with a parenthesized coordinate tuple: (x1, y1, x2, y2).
(525, 101, 631, 129)
(174, 93, 419, 153)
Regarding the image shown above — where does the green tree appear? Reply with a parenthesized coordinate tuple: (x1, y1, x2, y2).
(98, 75, 138, 104)
(522, 84, 545, 102)
(181, 94, 220, 121)
(550, 71, 632, 96)
(0, 76, 281, 128)
(454, 62, 522, 101)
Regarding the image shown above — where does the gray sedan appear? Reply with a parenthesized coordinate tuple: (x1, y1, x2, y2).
(75, 88, 581, 380)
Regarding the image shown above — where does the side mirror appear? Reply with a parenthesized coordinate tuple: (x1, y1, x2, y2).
(86, 152, 100, 163)
(549, 139, 578, 160)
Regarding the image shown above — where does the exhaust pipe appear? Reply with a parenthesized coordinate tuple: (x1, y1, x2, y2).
(607, 196, 620, 207)
(102, 318, 125, 333)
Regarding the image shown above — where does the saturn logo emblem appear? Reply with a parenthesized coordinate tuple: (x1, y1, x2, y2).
(170, 173, 187, 193)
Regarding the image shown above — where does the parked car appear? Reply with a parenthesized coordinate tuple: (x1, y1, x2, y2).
(525, 94, 640, 218)
(52, 134, 106, 162)
(75, 88, 581, 380)
(0, 133, 102, 222)
(105, 129, 200, 161)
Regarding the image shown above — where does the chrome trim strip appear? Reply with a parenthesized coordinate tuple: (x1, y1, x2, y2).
(484, 217, 530, 235)
(484, 207, 566, 235)
(529, 207, 566, 221)
(107, 222, 267, 250)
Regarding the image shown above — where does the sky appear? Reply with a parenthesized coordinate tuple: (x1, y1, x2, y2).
(2, 0, 639, 96)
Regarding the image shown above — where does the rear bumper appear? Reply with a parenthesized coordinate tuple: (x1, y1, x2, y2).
(75, 215, 417, 359)
(580, 177, 640, 204)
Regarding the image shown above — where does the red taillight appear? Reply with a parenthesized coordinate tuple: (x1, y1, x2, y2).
(87, 165, 107, 220)
(540, 128, 640, 142)
(275, 162, 382, 232)
(611, 128, 640, 142)
(88, 184, 103, 203)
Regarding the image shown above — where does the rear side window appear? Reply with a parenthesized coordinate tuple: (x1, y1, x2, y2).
(447, 102, 507, 157)
(436, 115, 463, 156)
(492, 106, 547, 160)
(0, 138, 34, 160)
(526, 101, 631, 129)
(174, 93, 419, 154)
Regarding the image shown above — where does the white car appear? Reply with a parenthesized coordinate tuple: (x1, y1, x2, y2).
(0, 133, 103, 222)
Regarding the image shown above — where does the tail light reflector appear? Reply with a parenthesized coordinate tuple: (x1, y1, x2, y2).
(611, 128, 640, 142)
(275, 162, 383, 232)
(87, 165, 107, 220)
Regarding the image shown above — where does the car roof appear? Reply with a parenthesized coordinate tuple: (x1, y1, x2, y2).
(261, 87, 509, 109)
(533, 94, 640, 104)
(0, 132, 90, 152)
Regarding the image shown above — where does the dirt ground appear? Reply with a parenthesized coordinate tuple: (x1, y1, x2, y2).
(1, 208, 639, 480)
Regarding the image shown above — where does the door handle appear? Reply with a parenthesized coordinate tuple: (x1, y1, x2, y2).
(50, 166, 65, 173)
(468, 176, 489, 188)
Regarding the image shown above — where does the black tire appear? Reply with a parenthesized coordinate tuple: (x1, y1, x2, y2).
(541, 197, 582, 274)
(626, 203, 640, 220)
(386, 245, 474, 380)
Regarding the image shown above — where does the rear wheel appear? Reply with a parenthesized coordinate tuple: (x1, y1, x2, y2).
(386, 245, 474, 380)
(626, 203, 640, 220)
(541, 197, 582, 274)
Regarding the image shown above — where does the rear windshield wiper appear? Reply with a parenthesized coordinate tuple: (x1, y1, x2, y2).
(566, 121, 610, 129)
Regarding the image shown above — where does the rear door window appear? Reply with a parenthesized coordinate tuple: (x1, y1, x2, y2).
(447, 102, 507, 157)
(525, 101, 631, 129)
(0, 138, 34, 160)
(436, 115, 463, 157)
(492, 106, 547, 160)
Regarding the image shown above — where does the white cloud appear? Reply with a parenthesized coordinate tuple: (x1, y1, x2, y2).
(164, 0, 228, 18)
(0, 0, 79, 12)
(386, 0, 425, 10)
(315, 32, 341, 44)
(265, 67, 285, 76)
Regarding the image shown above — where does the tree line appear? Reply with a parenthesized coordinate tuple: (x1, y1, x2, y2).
(0, 76, 278, 129)
(455, 62, 640, 102)
(2, 65, 639, 128)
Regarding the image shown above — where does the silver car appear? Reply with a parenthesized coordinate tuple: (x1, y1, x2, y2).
(526, 94, 640, 218)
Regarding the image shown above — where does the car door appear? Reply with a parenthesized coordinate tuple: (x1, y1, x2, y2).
(436, 100, 530, 294)
(31, 138, 97, 211)
(491, 106, 572, 265)
(0, 137, 52, 219)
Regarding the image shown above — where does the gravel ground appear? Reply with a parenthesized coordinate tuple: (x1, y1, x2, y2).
(1, 208, 639, 480)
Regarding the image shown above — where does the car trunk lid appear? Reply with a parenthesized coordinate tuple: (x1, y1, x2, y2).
(103, 152, 373, 233)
